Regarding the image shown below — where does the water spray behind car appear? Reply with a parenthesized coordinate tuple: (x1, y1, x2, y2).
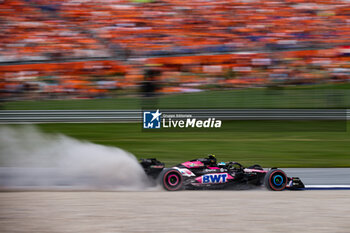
(0, 126, 151, 190)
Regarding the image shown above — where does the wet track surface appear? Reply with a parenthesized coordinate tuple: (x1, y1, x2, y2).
(282, 168, 350, 185)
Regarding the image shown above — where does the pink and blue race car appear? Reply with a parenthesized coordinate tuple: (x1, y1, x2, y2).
(140, 155, 304, 191)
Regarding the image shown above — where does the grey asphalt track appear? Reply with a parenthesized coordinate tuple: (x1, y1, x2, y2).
(282, 168, 350, 186)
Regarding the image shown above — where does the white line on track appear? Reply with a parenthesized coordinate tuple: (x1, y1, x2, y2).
(305, 185, 350, 188)
(304, 185, 350, 189)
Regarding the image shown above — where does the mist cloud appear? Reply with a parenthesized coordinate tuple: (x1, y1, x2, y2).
(0, 126, 150, 190)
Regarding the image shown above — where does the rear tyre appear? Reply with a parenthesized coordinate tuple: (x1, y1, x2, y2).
(159, 169, 183, 191)
(264, 169, 287, 191)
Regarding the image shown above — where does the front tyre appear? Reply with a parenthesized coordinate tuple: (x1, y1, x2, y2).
(264, 169, 287, 191)
(159, 169, 183, 191)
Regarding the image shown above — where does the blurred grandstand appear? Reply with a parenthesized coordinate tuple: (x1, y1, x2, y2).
(0, 0, 349, 106)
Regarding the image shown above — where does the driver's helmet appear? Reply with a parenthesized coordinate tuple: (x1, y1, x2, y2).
(207, 154, 217, 165)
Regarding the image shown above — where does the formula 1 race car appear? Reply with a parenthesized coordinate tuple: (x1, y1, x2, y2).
(140, 155, 304, 191)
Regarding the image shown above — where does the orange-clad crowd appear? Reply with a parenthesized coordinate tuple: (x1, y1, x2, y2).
(0, 0, 110, 62)
(42, 0, 350, 56)
(0, 60, 129, 99)
(0, 0, 349, 99)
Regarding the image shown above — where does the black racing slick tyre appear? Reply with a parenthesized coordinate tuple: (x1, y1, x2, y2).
(264, 169, 287, 191)
(159, 169, 183, 191)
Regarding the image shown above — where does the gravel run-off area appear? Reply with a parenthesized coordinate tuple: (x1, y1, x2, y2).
(0, 190, 350, 233)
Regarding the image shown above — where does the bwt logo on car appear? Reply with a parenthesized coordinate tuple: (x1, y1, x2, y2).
(202, 173, 228, 183)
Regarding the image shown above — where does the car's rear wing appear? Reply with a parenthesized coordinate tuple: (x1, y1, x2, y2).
(140, 158, 165, 179)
